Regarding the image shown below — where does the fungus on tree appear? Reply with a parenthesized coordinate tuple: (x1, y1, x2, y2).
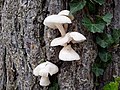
(33, 61, 59, 86)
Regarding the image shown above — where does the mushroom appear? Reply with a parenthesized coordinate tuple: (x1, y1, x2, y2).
(58, 10, 74, 20)
(33, 61, 59, 86)
(59, 45, 80, 61)
(43, 15, 71, 36)
(58, 10, 74, 31)
(50, 32, 86, 46)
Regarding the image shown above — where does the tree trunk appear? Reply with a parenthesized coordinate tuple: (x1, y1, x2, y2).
(0, 0, 119, 90)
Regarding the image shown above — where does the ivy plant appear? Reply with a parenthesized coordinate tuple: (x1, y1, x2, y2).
(103, 77, 120, 90)
(69, 0, 120, 89)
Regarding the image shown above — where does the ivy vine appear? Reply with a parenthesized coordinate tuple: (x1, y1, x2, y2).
(70, 0, 120, 89)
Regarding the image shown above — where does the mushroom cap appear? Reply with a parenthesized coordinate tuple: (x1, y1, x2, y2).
(58, 10, 70, 16)
(33, 61, 59, 77)
(33, 62, 47, 76)
(40, 76, 50, 86)
(50, 33, 71, 46)
(46, 61, 59, 76)
(59, 45, 80, 61)
(69, 32, 86, 43)
(58, 10, 74, 20)
(43, 15, 72, 29)
(50, 32, 86, 46)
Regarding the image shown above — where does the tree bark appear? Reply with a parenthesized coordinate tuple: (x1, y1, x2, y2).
(0, 0, 119, 90)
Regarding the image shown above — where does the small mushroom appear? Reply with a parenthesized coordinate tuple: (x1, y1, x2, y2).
(58, 10, 74, 20)
(50, 32, 86, 46)
(33, 61, 59, 86)
(58, 10, 74, 31)
(59, 45, 80, 61)
(43, 15, 71, 36)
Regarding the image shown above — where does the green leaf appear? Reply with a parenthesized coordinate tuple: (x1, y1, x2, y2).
(70, 0, 86, 14)
(102, 13, 113, 26)
(103, 81, 119, 90)
(112, 29, 120, 44)
(99, 50, 112, 62)
(115, 77, 120, 83)
(49, 83, 59, 90)
(96, 34, 114, 48)
(96, 37, 108, 48)
(93, 0, 105, 5)
(82, 17, 105, 33)
(92, 66, 104, 77)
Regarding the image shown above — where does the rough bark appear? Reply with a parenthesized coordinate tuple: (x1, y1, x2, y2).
(0, 0, 119, 90)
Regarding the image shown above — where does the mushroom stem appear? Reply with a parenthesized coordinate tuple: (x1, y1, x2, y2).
(40, 76, 50, 86)
(63, 24, 68, 31)
(55, 23, 66, 36)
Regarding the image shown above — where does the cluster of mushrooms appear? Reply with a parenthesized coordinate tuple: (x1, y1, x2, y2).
(33, 10, 86, 86)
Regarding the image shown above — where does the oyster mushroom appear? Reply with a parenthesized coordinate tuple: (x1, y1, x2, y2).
(59, 45, 80, 61)
(43, 15, 71, 36)
(50, 32, 86, 46)
(33, 61, 59, 86)
(58, 10, 74, 30)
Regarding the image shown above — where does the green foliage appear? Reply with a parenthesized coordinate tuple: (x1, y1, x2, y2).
(69, 0, 120, 87)
(93, 0, 105, 5)
(98, 50, 112, 62)
(92, 65, 104, 77)
(48, 76, 59, 90)
(103, 82, 119, 90)
(103, 77, 120, 90)
(49, 83, 59, 90)
(102, 13, 113, 26)
(70, 0, 86, 14)
(96, 34, 114, 48)
(82, 17, 105, 33)
(112, 29, 120, 44)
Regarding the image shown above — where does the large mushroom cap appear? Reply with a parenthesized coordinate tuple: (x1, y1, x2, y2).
(69, 32, 86, 43)
(43, 15, 71, 29)
(59, 45, 80, 61)
(40, 77, 50, 86)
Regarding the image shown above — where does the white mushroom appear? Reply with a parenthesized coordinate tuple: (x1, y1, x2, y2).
(50, 32, 86, 46)
(69, 32, 86, 43)
(33, 62, 47, 76)
(33, 61, 59, 86)
(58, 10, 74, 31)
(59, 45, 80, 61)
(50, 33, 71, 46)
(43, 15, 71, 36)
(58, 10, 74, 20)
(40, 76, 50, 86)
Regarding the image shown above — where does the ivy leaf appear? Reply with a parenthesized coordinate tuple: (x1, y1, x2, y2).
(93, 0, 105, 5)
(96, 37, 108, 48)
(103, 82, 119, 90)
(70, 0, 86, 14)
(96, 34, 114, 48)
(99, 50, 112, 62)
(112, 29, 120, 44)
(82, 17, 105, 33)
(49, 83, 59, 90)
(92, 65, 104, 77)
(102, 13, 113, 26)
